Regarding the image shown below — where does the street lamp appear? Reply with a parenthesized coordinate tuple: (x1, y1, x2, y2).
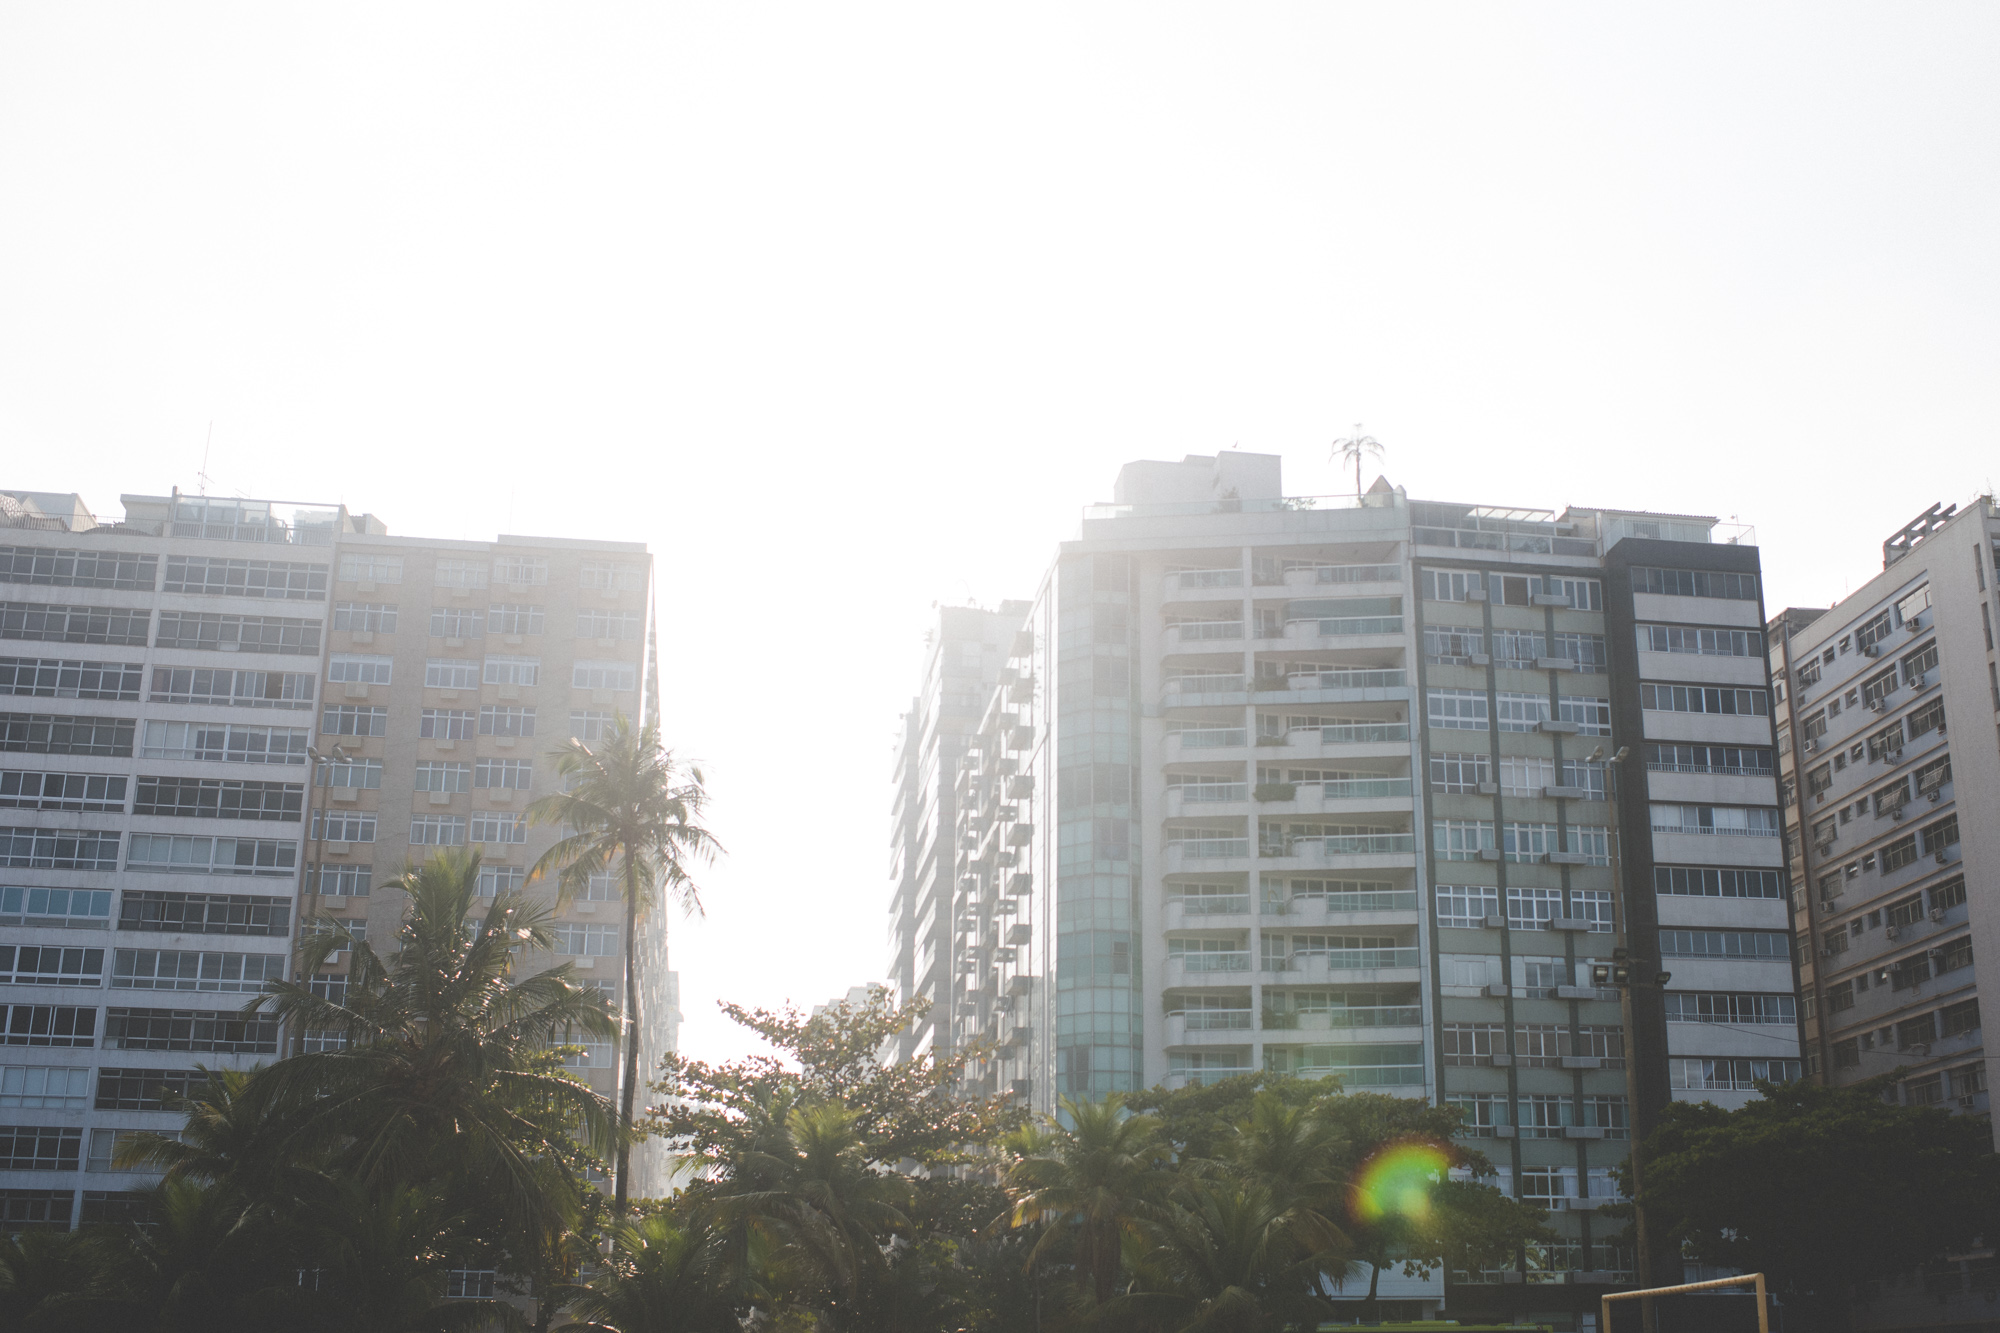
(1589, 745, 1664, 1333)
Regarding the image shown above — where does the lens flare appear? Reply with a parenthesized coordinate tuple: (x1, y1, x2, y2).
(1350, 1139, 1450, 1224)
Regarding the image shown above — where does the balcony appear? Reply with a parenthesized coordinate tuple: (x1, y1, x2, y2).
(1257, 833, 1417, 872)
(1165, 953, 1253, 987)
(1165, 1067, 1255, 1090)
(1165, 783, 1251, 817)
(1164, 1012, 1256, 1046)
(1279, 563, 1402, 591)
(1264, 947, 1420, 980)
(1166, 620, 1246, 649)
(1261, 1004, 1422, 1033)
(1251, 779, 1414, 818)
(1165, 728, 1251, 760)
(1162, 674, 1249, 707)
(1282, 615, 1404, 645)
(1163, 569, 1245, 599)
(1263, 889, 1420, 927)
(1165, 894, 1255, 930)
(1165, 838, 1252, 872)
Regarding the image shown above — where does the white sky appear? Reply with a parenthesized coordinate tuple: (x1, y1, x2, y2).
(2, 5, 1997, 1065)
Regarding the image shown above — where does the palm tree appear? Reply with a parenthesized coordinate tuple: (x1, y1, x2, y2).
(1106, 1181, 1339, 1333)
(528, 716, 720, 1217)
(1330, 424, 1383, 499)
(244, 847, 620, 1240)
(1225, 1093, 1350, 1261)
(564, 1213, 754, 1333)
(1004, 1094, 1170, 1305)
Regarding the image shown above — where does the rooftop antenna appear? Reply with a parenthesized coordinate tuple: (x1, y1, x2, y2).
(197, 422, 214, 496)
(1330, 424, 1383, 500)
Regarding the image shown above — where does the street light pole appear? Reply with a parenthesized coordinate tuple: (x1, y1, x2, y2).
(1594, 745, 1659, 1333)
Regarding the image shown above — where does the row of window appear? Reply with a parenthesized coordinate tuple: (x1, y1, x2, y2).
(312, 813, 531, 845)
(0, 705, 627, 757)
(329, 654, 635, 692)
(1831, 1002, 1981, 1069)
(1434, 885, 1614, 930)
(1441, 1022, 1626, 1067)
(1429, 754, 1605, 796)
(0, 548, 332, 600)
(332, 603, 643, 640)
(336, 554, 641, 590)
(1, 830, 292, 874)
(0, 869, 618, 923)
(1432, 820, 1610, 863)
(1418, 570, 1604, 609)
(1426, 690, 1612, 734)
(1421, 628, 1607, 669)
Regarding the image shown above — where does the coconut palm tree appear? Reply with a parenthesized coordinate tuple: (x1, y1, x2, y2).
(528, 716, 720, 1217)
(563, 1213, 753, 1333)
(244, 847, 619, 1239)
(1330, 425, 1383, 499)
(1106, 1180, 1339, 1333)
(1004, 1094, 1171, 1305)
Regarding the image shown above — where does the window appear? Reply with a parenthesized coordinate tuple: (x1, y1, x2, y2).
(1795, 656, 1822, 688)
(1499, 756, 1554, 795)
(0, 1126, 81, 1171)
(469, 813, 525, 845)
(1543, 576, 1603, 610)
(0, 770, 127, 812)
(488, 603, 544, 636)
(1564, 1025, 1626, 1066)
(483, 655, 539, 686)
(155, 611, 320, 655)
(163, 556, 326, 601)
(307, 812, 376, 843)
(421, 708, 474, 740)
(1426, 689, 1488, 732)
(1429, 753, 1490, 792)
(337, 554, 402, 584)
(0, 545, 156, 590)
(1441, 1023, 1506, 1065)
(142, 720, 310, 765)
(1930, 877, 1967, 913)
(102, 1007, 275, 1054)
(1640, 684, 1768, 716)
(579, 560, 642, 591)
(3, 828, 120, 870)
(1670, 1058, 1802, 1090)
(1435, 885, 1499, 928)
(1664, 993, 1797, 1025)
(111, 950, 285, 993)
(1580, 1095, 1629, 1137)
(1941, 1000, 1981, 1039)
(1517, 1166, 1570, 1206)
(1494, 692, 1548, 732)
(125, 834, 296, 876)
(430, 607, 484, 638)
(568, 704, 612, 736)
(331, 601, 396, 632)
(93, 1068, 202, 1111)
(492, 555, 548, 586)
(1570, 889, 1614, 932)
(1833, 1039, 1860, 1068)
(1557, 697, 1612, 734)
(319, 705, 387, 737)
(550, 923, 619, 956)
(1861, 668, 1899, 709)
(1903, 640, 1939, 684)
(479, 706, 536, 737)
(413, 762, 470, 794)
(0, 1005, 95, 1048)
(1423, 626, 1483, 664)
(1651, 804, 1778, 837)
(1432, 820, 1495, 860)
(1552, 632, 1608, 671)
(447, 1269, 498, 1299)
(433, 559, 488, 589)
(0, 886, 112, 927)
(572, 660, 636, 691)
(1923, 814, 1959, 858)
(1643, 743, 1772, 776)
(328, 654, 393, 685)
(1854, 609, 1894, 652)
(0, 657, 143, 701)
(1821, 927, 1849, 955)
(1914, 753, 1952, 797)
(132, 776, 304, 822)
(409, 816, 467, 847)
(151, 666, 313, 709)
(314, 758, 382, 789)
(1907, 697, 1946, 739)
(0, 1066, 89, 1110)
(475, 866, 525, 897)
(577, 609, 642, 640)
(1506, 886, 1563, 928)
(1875, 832, 1918, 872)
(1658, 930, 1789, 960)
(1418, 570, 1484, 602)
(0, 601, 150, 646)
(1490, 629, 1546, 666)
(1447, 1092, 1509, 1135)
(475, 759, 532, 790)
(1639, 625, 1763, 656)
(0, 712, 133, 757)
(425, 659, 480, 690)
(579, 871, 621, 901)
(1938, 936, 1974, 974)
(0, 946, 103, 986)
(309, 864, 371, 897)
(1632, 567, 1759, 600)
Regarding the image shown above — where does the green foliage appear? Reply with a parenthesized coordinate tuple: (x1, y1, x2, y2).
(1637, 1076, 2000, 1329)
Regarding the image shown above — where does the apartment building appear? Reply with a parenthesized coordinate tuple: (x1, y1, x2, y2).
(920, 453, 1798, 1321)
(1773, 500, 1989, 1133)
(0, 487, 667, 1229)
(887, 605, 1027, 1064)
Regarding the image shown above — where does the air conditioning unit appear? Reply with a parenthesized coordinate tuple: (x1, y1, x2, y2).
(1914, 673, 1928, 687)
(1886, 925, 1901, 940)
(1930, 907, 1946, 923)
(1937, 850, 1951, 864)
(1891, 807, 1905, 821)
(1929, 789, 1943, 803)
(1821, 944, 1837, 958)
(1908, 620, 1923, 633)
(1804, 739, 1820, 752)
(1863, 644, 1880, 658)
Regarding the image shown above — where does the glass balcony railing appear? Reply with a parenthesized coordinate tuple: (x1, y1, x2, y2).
(1165, 674, 1246, 695)
(1320, 778, 1413, 799)
(1289, 616, 1404, 637)
(1173, 1008, 1254, 1029)
(1269, 947, 1420, 970)
(1172, 951, 1252, 973)
(1174, 894, 1252, 915)
(1262, 1005, 1422, 1029)
(1274, 834, 1417, 856)
(1283, 668, 1406, 690)
(1267, 888, 1419, 913)
(1171, 620, 1245, 641)
(1316, 723, 1411, 744)
(1171, 569, 1245, 590)
(1169, 838, 1251, 859)
(1173, 783, 1249, 804)
(1175, 728, 1250, 749)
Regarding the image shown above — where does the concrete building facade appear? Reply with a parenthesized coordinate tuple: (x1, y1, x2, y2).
(0, 487, 672, 1228)
(903, 454, 1800, 1320)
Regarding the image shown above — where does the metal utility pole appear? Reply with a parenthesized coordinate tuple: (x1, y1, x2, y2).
(1592, 745, 1665, 1333)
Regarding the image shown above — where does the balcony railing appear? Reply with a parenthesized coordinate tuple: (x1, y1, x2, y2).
(1175, 728, 1250, 749)
(1173, 1008, 1254, 1030)
(1169, 838, 1251, 859)
(1173, 783, 1249, 804)
(1289, 616, 1404, 637)
(1271, 834, 1417, 857)
(1170, 569, 1245, 590)
(1270, 947, 1420, 970)
(1289, 563, 1402, 585)
(1315, 723, 1410, 744)
(1170, 620, 1245, 641)
(1281, 669, 1407, 690)
(1320, 778, 1413, 799)
(1172, 951, 1252, 973)
(1262, 1005, 1423, 1029)
(1175, 893, 1252, 915)
(1266, 889, 1420, 913)
(1165, 674, 1246, 696)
